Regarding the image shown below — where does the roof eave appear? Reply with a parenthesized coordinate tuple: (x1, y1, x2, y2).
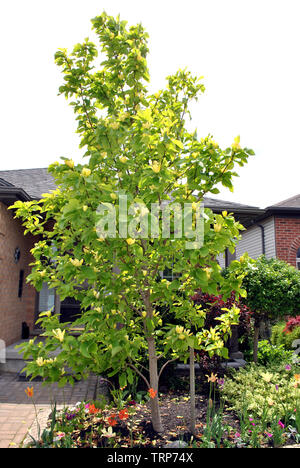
(0, 187, 32, 206)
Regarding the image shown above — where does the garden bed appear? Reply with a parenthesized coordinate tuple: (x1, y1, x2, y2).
(26, 387, 299, 449)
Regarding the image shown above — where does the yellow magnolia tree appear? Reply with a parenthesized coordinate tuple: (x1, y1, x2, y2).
(13, 12, 252, 433)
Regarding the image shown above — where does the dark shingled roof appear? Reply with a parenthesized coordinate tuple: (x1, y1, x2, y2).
(271, 194, 300, 208)
(0, 168, 261, 211)
(203, 196, 260, 211)
(0, 168, 56, 199)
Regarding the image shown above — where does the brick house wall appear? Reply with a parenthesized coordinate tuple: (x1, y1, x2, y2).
(0, 202, 37, 346)
(275, 216, 300, 267)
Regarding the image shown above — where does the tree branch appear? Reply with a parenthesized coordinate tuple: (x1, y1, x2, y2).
(158, 358, 178, 381)
(128, 363, 150, 388)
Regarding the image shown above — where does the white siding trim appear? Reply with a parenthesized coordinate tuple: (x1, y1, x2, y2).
(235, 217, 276, 260)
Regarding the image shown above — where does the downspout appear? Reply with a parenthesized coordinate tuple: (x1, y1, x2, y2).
(257, 224, 266, 255)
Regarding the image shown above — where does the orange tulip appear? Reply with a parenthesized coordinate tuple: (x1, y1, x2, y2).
(25, 387, 34, 398)
(118, 408, 129, 420)
(148, 388, 157, 399)
(107, 414, 117, 427)
(88, 404, 100, 415)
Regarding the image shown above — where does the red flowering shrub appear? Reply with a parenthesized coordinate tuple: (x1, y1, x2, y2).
(283, 316, 300, 334)
(191, 291, 252, 339)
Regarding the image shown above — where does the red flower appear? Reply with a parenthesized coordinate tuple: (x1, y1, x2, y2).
(108, 414, 117, 427)
(148, 388, 157, 399)
(119, 408, 129, 420)
(88, 404, 100, 415)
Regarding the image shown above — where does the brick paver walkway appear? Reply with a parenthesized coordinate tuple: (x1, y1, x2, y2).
(0, 373, 99, 448)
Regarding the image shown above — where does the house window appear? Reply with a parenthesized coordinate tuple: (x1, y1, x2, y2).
(297, 248, 300, 270)
(18, 270, 24, 298)
(38, 283, 55, 313)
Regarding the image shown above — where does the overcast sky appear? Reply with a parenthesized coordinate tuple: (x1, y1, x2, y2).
(0, 0, 299, 208)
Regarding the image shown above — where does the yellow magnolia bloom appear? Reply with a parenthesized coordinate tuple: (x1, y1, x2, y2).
(65, 159, 74, 169)
(36, 357, 45, 367)
(232, 135, 241, 151)
(81, 168, 91, 177)
(70, 258, 84, 267)
(110, 121, 120, 130)
(53, 329, 65, 343)
(151, 161, 161, 173)
(214, 223, 222, 233)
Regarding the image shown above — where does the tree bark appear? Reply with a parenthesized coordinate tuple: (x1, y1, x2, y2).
(189, 347, 196, 435)
(147, 336, 163, 433)
(253, 317, 260, 363)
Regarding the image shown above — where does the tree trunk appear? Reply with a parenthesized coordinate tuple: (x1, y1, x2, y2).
(253, 318, 260, 363)
(189, 347, 196, 435)
(147, 336, 163, 433)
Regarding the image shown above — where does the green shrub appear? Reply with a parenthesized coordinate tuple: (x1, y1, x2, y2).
(257, 340, 294, 365)
(271, 322, 300, 350)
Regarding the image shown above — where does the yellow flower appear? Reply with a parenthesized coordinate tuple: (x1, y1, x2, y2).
(126, 238, 135, 246)
(53, 329, 65, 343)
(36, 357, 45, 367)
(142, 311, 147, 318)
(110, 121, 120, 130)
(100, 151, 107, 158)
(82, 205, 88, 212)
(119, 156, 128, 163)
(81, 168, 91, 177)
(65, 159, 74, 169)
(178, 334, 185, 340)
(204, 267, 211, 279)
(70, 258, 84, 267)
(214, 223, 222, 233)
(176, 325, 184, 334)
(110, 193, 117, 200)
(232, 135, 241, 151)
(151, 161, 161, 173)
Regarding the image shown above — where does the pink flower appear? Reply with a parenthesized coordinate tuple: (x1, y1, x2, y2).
(285, 365, 291, 371)
(278, 420, 285, 429)
(265, 432, 273, 438)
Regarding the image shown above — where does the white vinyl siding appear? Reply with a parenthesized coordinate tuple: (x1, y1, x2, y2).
(235, 217, 276, 260)
(216, 253, 226, 269)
